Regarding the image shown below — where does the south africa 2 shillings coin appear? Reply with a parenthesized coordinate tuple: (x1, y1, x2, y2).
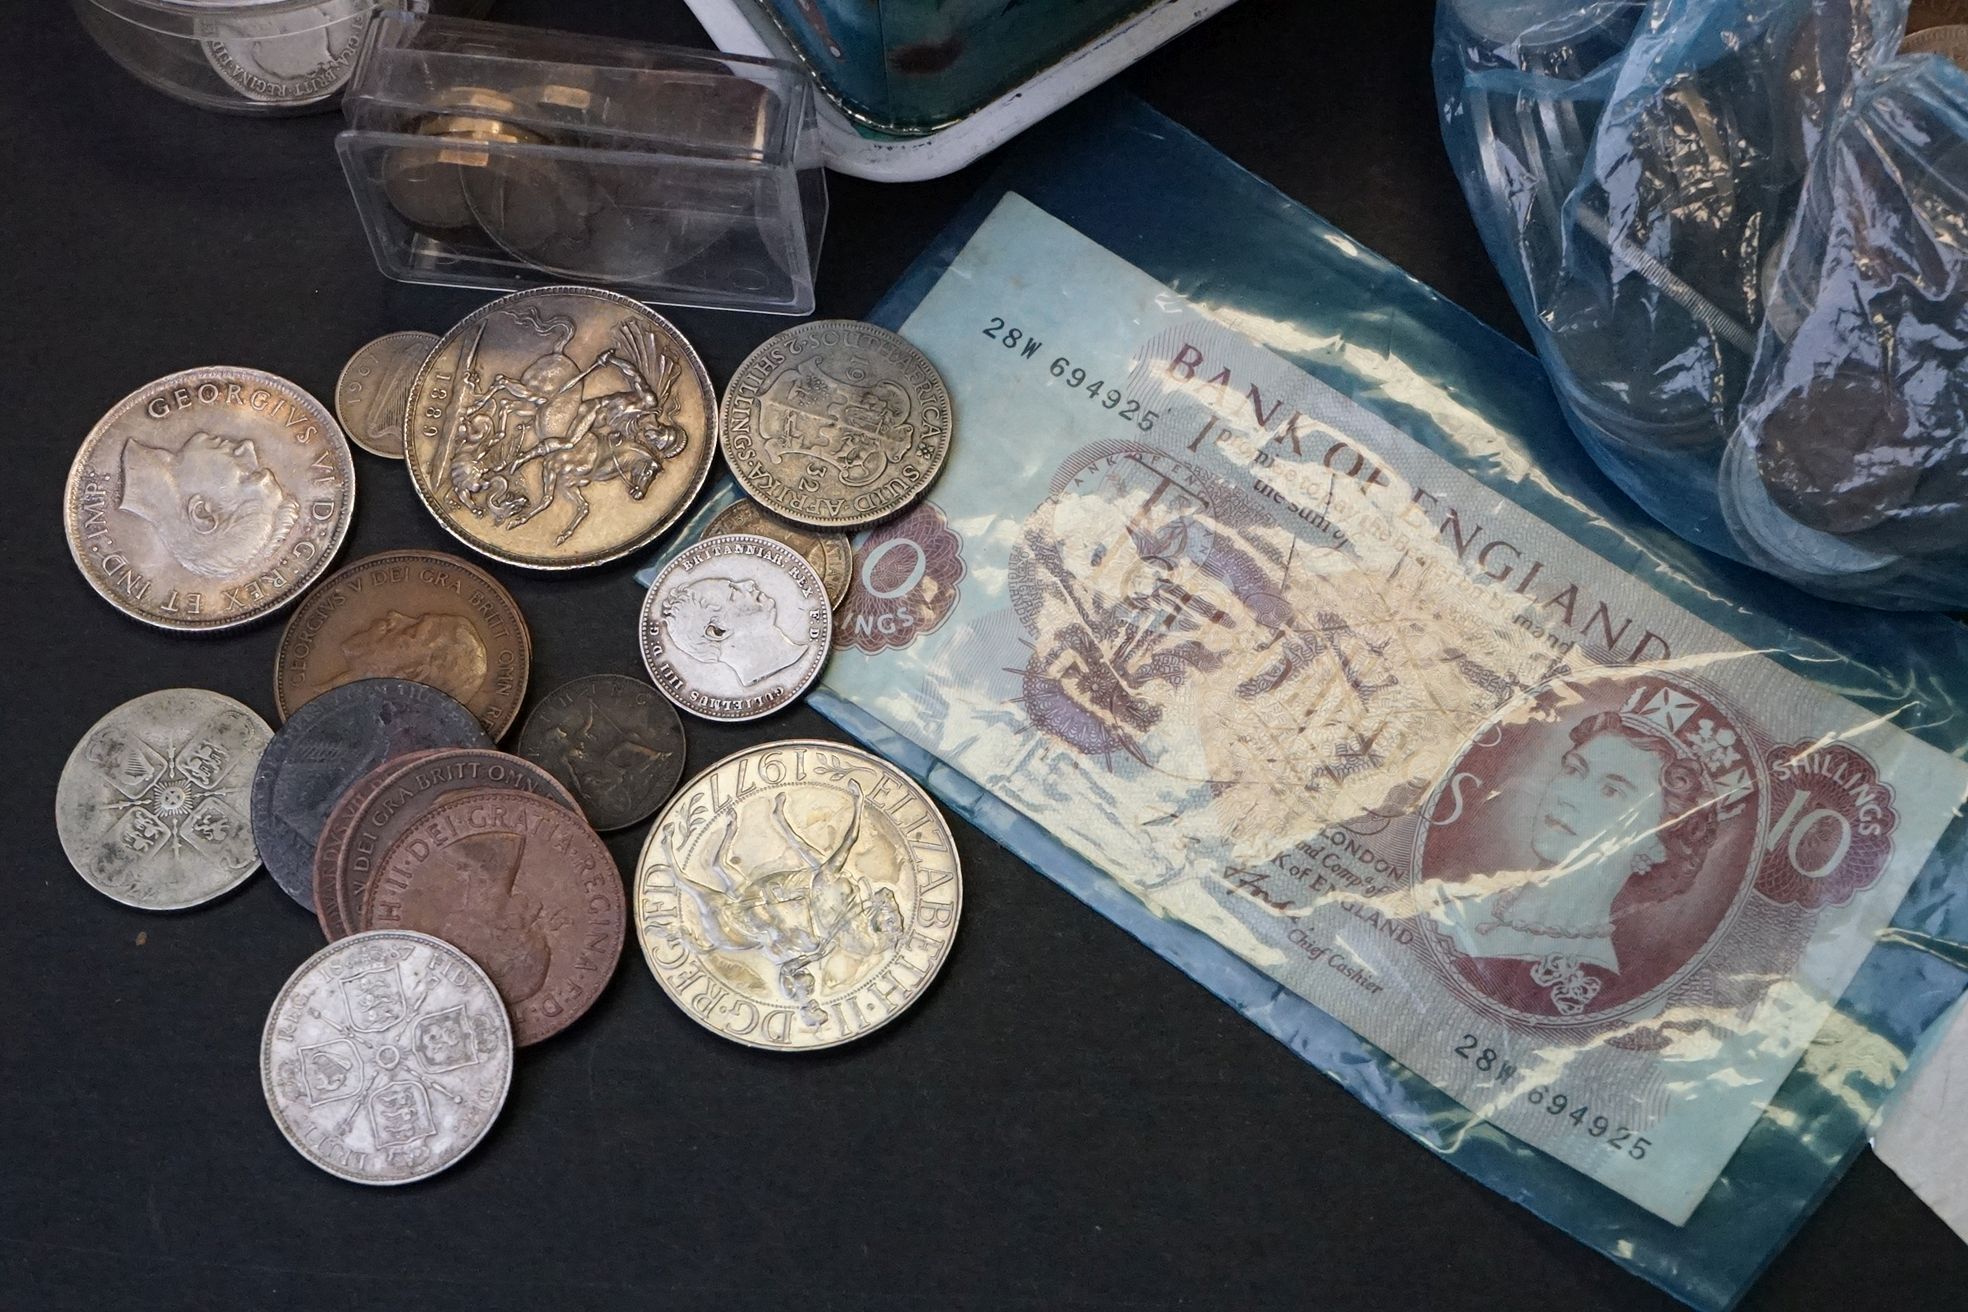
(719, 320, 952, 531)
(635, 740, 961, 1051)
(638, 534, 831, 721)
(261, 930, 512, 1184)
(402, 286, 716, 569)
(65, 368, 356, 632)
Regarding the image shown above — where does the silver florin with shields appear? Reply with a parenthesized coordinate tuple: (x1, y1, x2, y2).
(639, 534, 831, 721)
(261, 930, 513, 1184)
(720, 320, 953, 531)
(56, 689, 272, 910)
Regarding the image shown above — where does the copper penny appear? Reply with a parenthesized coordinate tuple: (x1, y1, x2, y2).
(364, 788, 626, 1046)
(310, 748, 445, 941)
(274, 549, 532, 738)
(325, 747, 578, 945)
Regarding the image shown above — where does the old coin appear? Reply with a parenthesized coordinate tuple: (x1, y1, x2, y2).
(365, 789, 627, 1046)
(310, 748, 446, 941)
(250, 679, 490, 912)
(199, 0, 371, 107)
(703, 498, 852, 609)
(720, 320, 952, 530)
(56, 689, 271, 910)
(65, 367, 356, 632)
(634, 740, 961, 1051)
(402, 286, 717, 569)
(638, 534, 831, 721)
(515, 675, 688, 831)
(1903, 23, 1968, 69)
(322, 747, 579, 944)
(274, 549, 531, 738)
(261, 929, 512, 1185)
(334, 332, 438, 459)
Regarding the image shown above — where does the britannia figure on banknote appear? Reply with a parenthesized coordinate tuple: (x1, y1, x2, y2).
(119, 430, 300, 578)
(1416, 675, 1762, 1021)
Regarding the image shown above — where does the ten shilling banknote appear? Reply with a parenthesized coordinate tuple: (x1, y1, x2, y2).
(819, 193, 1968, 1226)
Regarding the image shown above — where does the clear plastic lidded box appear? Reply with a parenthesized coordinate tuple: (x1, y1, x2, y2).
(336, 14, 828, 315)
(73, 0, 487, 115)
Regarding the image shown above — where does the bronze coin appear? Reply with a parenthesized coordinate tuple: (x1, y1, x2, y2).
(364, 788, 626, 1046)
(310, 747, 445, 941)
(514, 674, 687, 831)
(325, 747, 577, 945)
(274, 549, 532, 738)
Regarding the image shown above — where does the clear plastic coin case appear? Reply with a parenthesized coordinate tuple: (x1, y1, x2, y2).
(336, 13, 827, 314)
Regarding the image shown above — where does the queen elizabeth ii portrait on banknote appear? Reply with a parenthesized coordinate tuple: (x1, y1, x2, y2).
(1415, 673, 1768, 1024)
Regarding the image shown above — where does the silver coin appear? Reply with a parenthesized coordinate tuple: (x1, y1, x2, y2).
(64, 367, 357, 633)
(634, 740, 962, 1051)
(639, 534, 832, 721)
(261, 930, 513, 1184)
(56, 689, 271, 910)
(198, 1, 372, 107)
(1717, 429, 1901, 581)
(334, 332, 438, 459)
(720, 320, 953, 530)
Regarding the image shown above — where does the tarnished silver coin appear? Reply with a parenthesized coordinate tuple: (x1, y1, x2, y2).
(516, 674, 688, 831)
(64, 367, 356, 632)
(402, 286, 717, 570)
(638, 534, 831, 721)
(634, 740, 962, 1051)
(261, 930, 513, 1184)
(199, 0, 372, 107)
(720, 320, 953, 530)
(334, 332, 438, 459)
(703, 498, 852, 609)
(56, 689, 271, 910)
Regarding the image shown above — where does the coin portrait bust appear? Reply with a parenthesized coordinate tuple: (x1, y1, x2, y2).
(327, 611, 490, 705)
(663, 577, 809, 686)
(1434, 710, 1720, 976)
(119, 431, 300, 579)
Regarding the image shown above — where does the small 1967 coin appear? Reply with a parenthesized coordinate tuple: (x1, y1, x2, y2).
(720, 320, 952, 531)
(516, 674, 688, 831)
(402, 286, 717, 570)
(703, 498, 852, 609)
(274, 549, 531, 738)
(639, 534, 831, 722)
(365, 789, 626, 1046)
(634, 740, 961, 1051)
(261, 930, 512, 1184)
(64, 367, 356, 633)
(250, 679, 490, 912)
(334, 332, 438, 459)
(56, 689, 272, 910)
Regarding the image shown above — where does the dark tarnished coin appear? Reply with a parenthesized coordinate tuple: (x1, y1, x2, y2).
(261, 930, 512, 1185)
(311, 748, 446, 941)
(634, 740, 961, 1051)
(324, 747, 579, 943)
(65, 367, 356, 632)
(56, 689, 271, 910)
(365, 789, 627, 1046)
(334, 332, 438, 459)
(402, 286, 717, 570)
(274, 550, 531, 738)
(250, 679, 490, 911)
(638, 534, 831, 722)
(703, 498, 852, 609)
(720, 320, 952, 530)
(515, 675, 687, 831)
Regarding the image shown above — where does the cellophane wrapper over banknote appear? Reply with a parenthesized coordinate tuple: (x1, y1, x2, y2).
(643, 92, 1968, 1310)
(1435, 0, 1968, 609)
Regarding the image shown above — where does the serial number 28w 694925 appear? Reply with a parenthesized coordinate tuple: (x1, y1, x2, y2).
(981, 318, 1160, 433)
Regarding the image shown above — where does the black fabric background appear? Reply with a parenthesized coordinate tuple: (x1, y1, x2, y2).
(5, 2, 1963, 1308)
